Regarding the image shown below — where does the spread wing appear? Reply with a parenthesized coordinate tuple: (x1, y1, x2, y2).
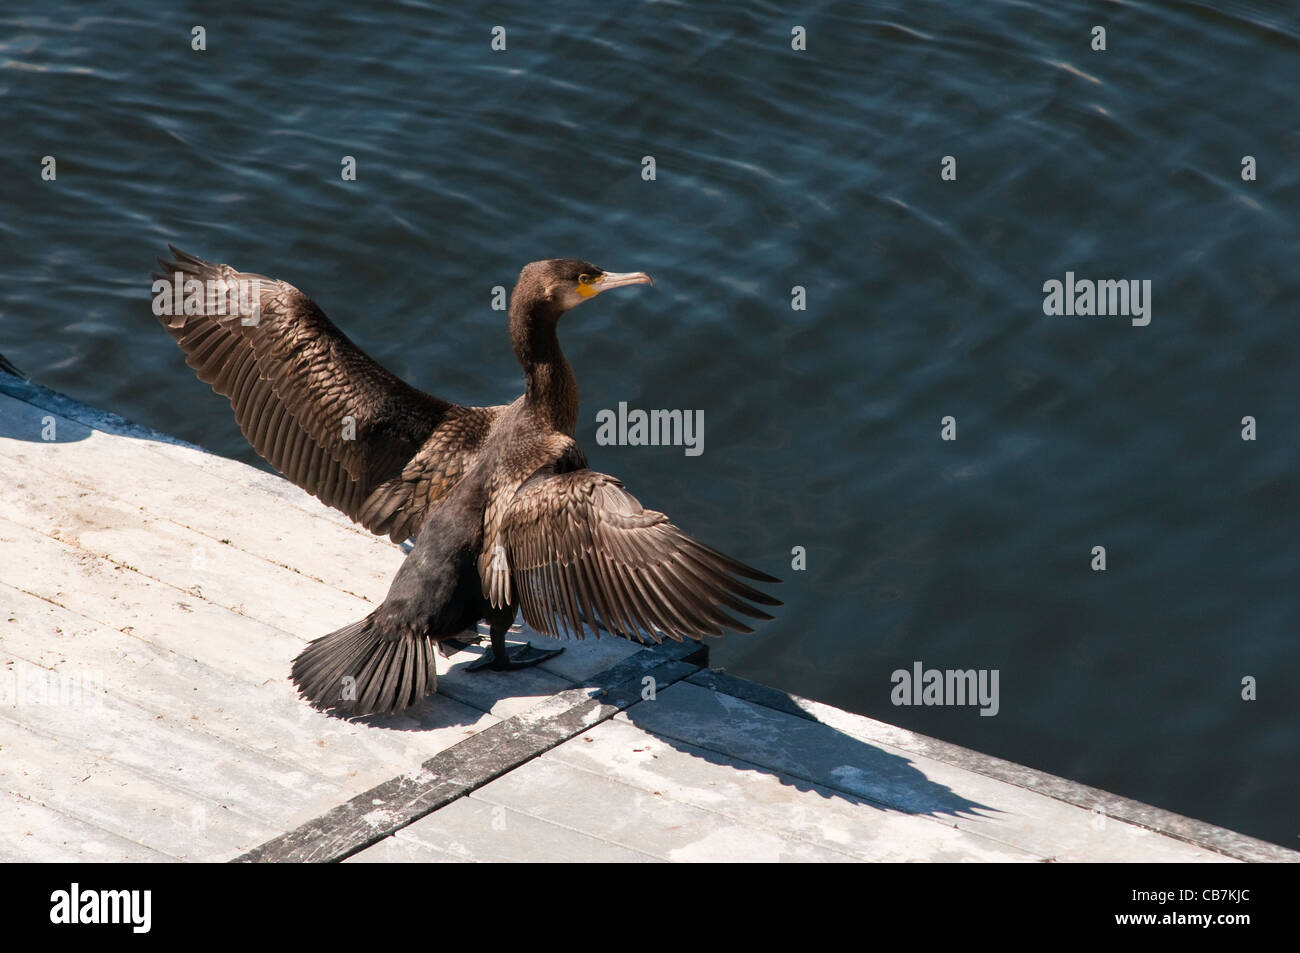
(486, 469, 780, 642)
(152, 246, 499, 542)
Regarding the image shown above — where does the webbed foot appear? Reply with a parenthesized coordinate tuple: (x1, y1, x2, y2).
(465, 640, 564, 671)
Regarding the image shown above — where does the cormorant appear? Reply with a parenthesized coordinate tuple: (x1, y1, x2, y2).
(152, 247, 780, 716)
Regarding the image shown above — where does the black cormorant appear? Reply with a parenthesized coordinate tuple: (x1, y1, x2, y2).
(152, 247, 780, 716)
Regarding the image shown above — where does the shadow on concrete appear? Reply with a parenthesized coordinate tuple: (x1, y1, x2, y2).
(0, 371, 112, 445)
(619, 669, 996, 822)
(347, 636, 995, 823)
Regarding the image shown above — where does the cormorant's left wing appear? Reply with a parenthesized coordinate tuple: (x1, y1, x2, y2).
(152, 246, 499, 542)
(485, 469, 780, 642)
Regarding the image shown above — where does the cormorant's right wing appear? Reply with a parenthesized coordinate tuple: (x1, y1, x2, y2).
(486, 469, 781, 642)
(153, 246, 499, 542)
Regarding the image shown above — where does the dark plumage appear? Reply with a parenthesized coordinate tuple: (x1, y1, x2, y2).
(153, 246, 780, 716)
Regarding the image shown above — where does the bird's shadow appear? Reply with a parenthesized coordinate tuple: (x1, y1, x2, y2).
(345, 639, 996, 824)
(620, 668, 997, 823)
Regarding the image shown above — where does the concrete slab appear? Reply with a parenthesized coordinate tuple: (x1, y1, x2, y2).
(624, 680, 1233, 862)
(471, 757, 861, 862)
(390, 794, 660, 863)
(343, 836, 461, 864)
(543, 716, 1035, 862)
(0, 792, 172, 863)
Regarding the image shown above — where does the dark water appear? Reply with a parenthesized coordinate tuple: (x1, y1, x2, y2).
(2, 0, 1296, 849)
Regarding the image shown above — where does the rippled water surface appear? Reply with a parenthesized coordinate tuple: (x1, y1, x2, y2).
(2, 1, 1297, 847)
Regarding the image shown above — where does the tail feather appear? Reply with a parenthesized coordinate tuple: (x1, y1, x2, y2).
(291, 614, 437, 716)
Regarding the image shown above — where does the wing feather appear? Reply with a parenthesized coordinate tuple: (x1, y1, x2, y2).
(153, 246, 499, 540)
(493, 470, 780, 643)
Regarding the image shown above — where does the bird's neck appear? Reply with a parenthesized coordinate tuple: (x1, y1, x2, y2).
(511, 306, 578, 435)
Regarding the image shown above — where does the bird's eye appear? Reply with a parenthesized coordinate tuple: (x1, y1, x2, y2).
(578, 274, 593, 285)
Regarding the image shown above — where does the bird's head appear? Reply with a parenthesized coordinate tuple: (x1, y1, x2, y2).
(514, 259, 653, 316)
